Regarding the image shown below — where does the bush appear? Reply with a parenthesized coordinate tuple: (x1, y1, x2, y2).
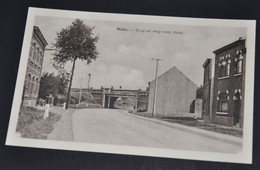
(16, 107, 44, 131)
(16, 106, 61, 139)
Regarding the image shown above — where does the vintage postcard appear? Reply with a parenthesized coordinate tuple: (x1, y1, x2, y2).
(6, 7, 255, 163)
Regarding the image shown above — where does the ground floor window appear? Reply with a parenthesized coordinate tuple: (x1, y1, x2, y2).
(219, 100, 228, 112)
(217, 91, 229, 113)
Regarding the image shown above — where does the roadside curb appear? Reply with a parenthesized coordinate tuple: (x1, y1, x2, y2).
(36, 106, 69, 115)
(123, 111, 243, 147)
(49, 106, 67, 115)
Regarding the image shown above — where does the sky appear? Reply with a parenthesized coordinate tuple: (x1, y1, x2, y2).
(34, 15, 246, 90)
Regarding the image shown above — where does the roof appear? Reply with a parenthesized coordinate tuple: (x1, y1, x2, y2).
(33, 26, 48, 47)
(149, 66, 198, 88)
(202, 58, 211, 68)
(213, 38, 245, 55)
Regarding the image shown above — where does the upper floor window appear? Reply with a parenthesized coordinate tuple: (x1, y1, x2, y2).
(218, 54, 231, 78)
(33, 50, 36, 60)
(29, 47, 33, 57)
(36, 54, 39, 63)
(235, 50, 244, 74)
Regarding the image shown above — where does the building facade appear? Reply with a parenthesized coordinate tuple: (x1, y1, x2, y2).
(202, 58, 214, 122)
(22, 26, 48, 106)
(202, 38, 246, 127)
(52, 63, 70, 93)
(147, 66, 197, 117)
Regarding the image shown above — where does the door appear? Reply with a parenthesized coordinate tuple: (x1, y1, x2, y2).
(233, 92, 241, 125)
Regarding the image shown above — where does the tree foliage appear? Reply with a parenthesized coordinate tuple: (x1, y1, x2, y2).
(53, 19, 99, 64)
(196, 85, 203, 99)
(38, 73, 59, 99)
(38, 73, 67, 101)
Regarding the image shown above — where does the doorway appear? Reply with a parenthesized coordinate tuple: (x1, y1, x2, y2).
(233, 92, 241, 125)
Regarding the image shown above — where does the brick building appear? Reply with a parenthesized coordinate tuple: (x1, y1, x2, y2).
(147, 66, 197, 117)
(22, 26, 48, 106)
(202, 38, 246, 127)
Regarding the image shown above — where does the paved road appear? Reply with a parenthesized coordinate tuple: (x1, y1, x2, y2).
(72, 109, 242, 153)
(48, 109, 74, 141)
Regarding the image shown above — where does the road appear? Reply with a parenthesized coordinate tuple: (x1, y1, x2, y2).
(71, 109, 242, 153)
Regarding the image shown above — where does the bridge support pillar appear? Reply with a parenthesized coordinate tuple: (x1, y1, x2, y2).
(107, 96, 111, 108)
(101, 93, 105, 108)
(135, 95, 138, 111)
(101, 86, 105, 108)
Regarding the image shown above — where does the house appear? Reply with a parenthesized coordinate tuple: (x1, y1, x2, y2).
(147, 66, 198, 117)
(52, 63, 70, 92)
(202, 38, 246, 127)
(22, 26, 48, 106)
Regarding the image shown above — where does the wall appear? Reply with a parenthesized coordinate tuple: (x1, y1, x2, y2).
(212, 40, 245, 127)
(202, 59, 213, 122)
(23, 28, 47, 107)
(148, 66, 197, 117)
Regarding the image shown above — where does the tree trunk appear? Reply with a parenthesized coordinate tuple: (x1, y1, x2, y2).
(66, 58, 76, 109)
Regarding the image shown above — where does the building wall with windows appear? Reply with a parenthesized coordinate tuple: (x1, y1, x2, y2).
(211, 38, 246, 127)
(22, 26, 48, 106)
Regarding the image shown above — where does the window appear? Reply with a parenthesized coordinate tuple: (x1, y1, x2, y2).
(233, 89, 242, 101)
(31, 77, 35, 95)
(39, 57, 42, 65)
(219, 101, 228, 112)
(226, 59, 231, 76)
(217, 91, 229, 113)
(235, 50, 244, 74)
(25, 74, 31, 94)
(37, 48, 40, 62)
(33, 50, 36, 60)
(28, 74, 32, 96)
(32, 43, 36, 59)
(29, 47, 33, 57)
(35, 78, 39, 94)
(218, 54, 231, 78)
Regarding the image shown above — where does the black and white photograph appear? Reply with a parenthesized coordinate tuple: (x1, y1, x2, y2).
(5, 7, 255, 164)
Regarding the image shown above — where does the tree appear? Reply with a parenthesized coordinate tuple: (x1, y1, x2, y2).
(38, 73, 68, 104)
(196, 85, 203, 99)
(57, 75, 69, 95)
(38, 73, 59, 100)
(53, 19, 99, 109)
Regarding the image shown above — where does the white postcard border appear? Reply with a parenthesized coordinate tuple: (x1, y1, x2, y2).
(5, 7, 256, 164)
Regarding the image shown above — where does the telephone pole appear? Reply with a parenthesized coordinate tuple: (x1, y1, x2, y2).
(152, 58, 162, 117)
(78, 77, 83, 106)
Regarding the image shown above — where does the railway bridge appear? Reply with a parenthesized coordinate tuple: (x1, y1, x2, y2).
(71, 87, 149, 111)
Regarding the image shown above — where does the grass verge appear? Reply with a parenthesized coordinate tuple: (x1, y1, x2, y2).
(16, 107, 61, 139)
(130, 111, 243, 138)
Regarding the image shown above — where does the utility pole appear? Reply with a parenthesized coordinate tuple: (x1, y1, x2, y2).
(152, 58, 162, 117)
(78, 77, 83, 106)
(88, 73, 91, 89)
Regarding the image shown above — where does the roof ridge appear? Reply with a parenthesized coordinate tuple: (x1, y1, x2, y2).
(150, 66, 198, 88)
